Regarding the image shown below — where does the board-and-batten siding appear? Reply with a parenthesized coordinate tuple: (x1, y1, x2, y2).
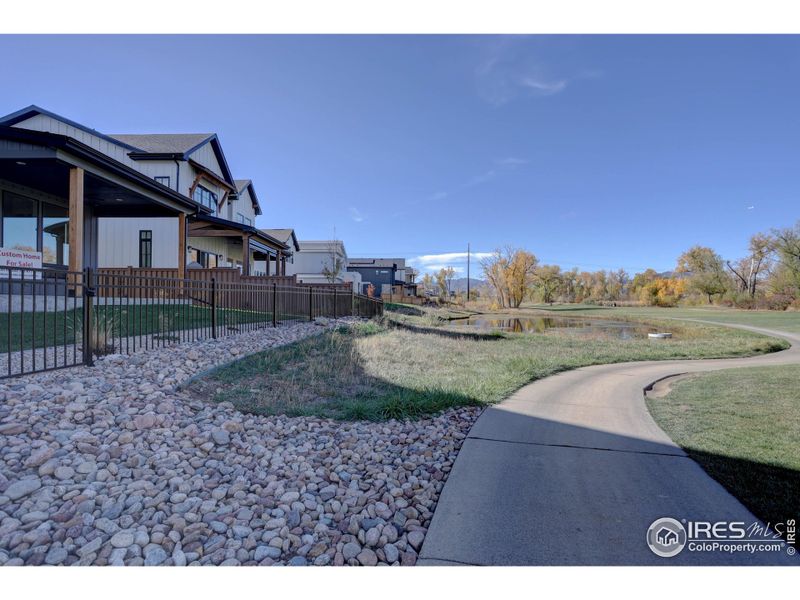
(11, 114, 227, 198)
(230, 187, 256, 224)
(188, 236, 227, 255)
(188, 142, 225, 181)
(11, 114, 139, 170)
(97, 218, 179, 268)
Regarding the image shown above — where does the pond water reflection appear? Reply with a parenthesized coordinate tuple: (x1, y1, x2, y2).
(450, 315, 663, 340)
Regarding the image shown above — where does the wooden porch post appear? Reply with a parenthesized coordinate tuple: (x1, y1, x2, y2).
(178, 213, 187, 278)
(277, 250, 283, 276)
(242, 235, 250, 276)
(68, 167, 84, 275)
(265, 252, 271, 276)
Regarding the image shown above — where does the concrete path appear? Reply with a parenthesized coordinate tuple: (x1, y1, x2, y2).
(419, 322, 800, 565)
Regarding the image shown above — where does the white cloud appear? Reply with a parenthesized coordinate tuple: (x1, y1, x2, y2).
(348, 206, 365, 222)
(519, 76, 567, 95)
(409, 251, 494, 275)
(474, 39, 598, 106)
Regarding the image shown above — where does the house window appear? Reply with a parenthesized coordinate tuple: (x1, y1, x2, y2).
(42, 202, 70, 266)
(192, 185, 218, 216)
(188, 248, 218, 269)
(139, 230, 152, 268)
(0, 191, 69, 267)
(154, 176, 170, 188)
(1, 192, 38, 254)
(236, 213, 252, 227)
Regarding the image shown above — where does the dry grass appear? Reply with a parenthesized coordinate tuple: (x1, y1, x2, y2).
(185, 318, 787, 421)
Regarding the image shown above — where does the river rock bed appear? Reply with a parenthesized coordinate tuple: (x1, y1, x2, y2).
(0, 319, 480, 566)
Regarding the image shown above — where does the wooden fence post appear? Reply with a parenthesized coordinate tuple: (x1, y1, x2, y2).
(309, 286, 313, 321)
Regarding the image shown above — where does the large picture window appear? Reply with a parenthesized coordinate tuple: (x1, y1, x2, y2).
(139, 230, 152, 268)
(1, 192, 38, 253)
(1, 191, 70, 267)
(192, 185, 218, 216)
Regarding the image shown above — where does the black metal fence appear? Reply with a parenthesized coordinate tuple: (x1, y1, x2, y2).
(1, 266, 383, 379)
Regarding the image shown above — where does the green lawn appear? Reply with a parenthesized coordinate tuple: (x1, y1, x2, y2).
(526, 304, 800, 333)
(0, 304, 288, 352)
(647, 365, 800, 534)
(184, 318, 787, 421)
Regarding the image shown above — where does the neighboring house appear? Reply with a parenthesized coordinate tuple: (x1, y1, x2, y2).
(260, 228, 301, 276)
(285, 240, 358, 287)
(347, 257, 416, 297)
(0, 105, 290, 276)
(404, 267, 419, 296)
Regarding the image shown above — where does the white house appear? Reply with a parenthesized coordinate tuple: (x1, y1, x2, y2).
(285, 240, 361, 288)
(0, 106, 291, 275)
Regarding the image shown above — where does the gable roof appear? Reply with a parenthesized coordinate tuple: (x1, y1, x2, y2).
(0, 105, 237, 188)
(234, 179, 262, 216)
(0, 125, 202, 213)
(109, 133, 213, 155)
(111, 133, 236, 187)
(0, 104, 140, 151)
(262, 228, 300, 251)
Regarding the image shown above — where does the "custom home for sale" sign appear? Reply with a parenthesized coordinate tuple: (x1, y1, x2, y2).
(0, 248, 43, 269)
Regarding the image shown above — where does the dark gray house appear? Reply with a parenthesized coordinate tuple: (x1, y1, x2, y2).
(347, 257, 417, 297)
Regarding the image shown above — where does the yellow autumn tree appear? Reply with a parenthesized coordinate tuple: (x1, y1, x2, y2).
(481, 247, 538, 308)
(639, 278, 685, 307)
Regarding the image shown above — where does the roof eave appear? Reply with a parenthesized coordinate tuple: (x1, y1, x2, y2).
(0, 125, 202, 213)
(0, 105, 141, 151)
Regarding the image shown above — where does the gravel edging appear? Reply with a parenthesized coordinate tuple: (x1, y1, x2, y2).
(0, 318, 481, 566)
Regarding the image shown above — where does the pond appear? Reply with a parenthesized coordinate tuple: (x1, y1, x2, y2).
(449, 315, 665, 340)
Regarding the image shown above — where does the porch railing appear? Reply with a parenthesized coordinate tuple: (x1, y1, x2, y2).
(0, 265, 383, 379)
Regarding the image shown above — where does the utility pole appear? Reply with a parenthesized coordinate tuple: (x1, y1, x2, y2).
(466, 243, 471, 300)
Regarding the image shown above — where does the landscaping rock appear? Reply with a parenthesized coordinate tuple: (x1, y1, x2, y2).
(6, 477, 40, 501)
(357, 548, 378, 566)
(110, 531, 135, 549)
(0, 319, 480, 565)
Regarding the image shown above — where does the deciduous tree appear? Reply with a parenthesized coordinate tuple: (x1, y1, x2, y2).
(726, 233, 774, 298)
(533, 264, 562, 304)
(676, 245, 728, 304)
(481, 247, 538, 308)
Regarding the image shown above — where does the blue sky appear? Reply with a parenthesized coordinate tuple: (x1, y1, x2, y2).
(1, 35, 798, 276)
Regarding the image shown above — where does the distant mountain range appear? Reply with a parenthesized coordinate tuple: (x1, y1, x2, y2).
(448, 277, 486, 292)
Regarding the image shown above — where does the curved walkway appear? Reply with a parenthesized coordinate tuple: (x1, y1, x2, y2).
(419, 322, 800, 565)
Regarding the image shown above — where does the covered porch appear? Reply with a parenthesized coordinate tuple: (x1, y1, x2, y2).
(188, 215, 290, 276)
(0, 126, 198, 277)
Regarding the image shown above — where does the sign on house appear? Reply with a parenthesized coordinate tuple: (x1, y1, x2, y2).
(0, 248, 43, 269)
